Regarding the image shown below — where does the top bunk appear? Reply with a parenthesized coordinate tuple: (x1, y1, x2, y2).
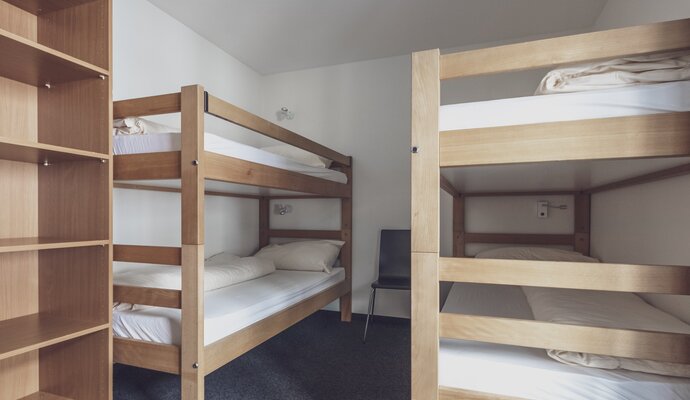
(112, 85, 352, 199)
(433, 18, 690, 168)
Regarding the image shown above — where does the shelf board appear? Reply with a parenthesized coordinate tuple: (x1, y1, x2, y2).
(20, 391, 73, 400)
(0, 27, 109, 87)
(5, 0, 98, 14)
(0, 136, 109, 164)
(0, 237, 109, 253)
(0, 314, 108, 361)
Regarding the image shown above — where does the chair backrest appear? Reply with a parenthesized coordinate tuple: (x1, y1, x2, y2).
(378, 229, 411, 281)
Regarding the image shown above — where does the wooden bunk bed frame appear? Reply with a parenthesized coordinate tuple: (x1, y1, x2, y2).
(110, 85, 352, 400)
(411, 19, 690, 400)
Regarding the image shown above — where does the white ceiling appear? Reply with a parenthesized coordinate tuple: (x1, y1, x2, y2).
(147, 0, 608, 75)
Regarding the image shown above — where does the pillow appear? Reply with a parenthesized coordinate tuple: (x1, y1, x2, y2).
(254, 240, 344, 273)
(261, 144, 332, 168)
(475, 246, 599, 263)
(113, 117, 178, 135)
(205, 251, 241, 266)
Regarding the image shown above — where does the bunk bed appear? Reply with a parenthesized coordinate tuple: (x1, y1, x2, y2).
(411, 19, 690, 400)
(110, 85, 352, 400)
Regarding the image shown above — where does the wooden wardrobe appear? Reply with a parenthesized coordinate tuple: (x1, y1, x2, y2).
(0, 1, 112, 399)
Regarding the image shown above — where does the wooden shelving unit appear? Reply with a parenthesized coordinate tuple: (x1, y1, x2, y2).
(0, 0, 112, 399)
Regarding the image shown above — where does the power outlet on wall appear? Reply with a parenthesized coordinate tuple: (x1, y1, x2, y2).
(537, 201, 549, 219)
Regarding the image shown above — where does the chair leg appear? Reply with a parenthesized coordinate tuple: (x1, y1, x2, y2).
(363, 287, 377, 343)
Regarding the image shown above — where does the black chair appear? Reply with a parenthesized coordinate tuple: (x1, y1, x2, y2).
(363, 229, 410, 342)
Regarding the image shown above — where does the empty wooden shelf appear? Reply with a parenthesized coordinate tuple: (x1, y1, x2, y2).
(19, 391, 73, 400)
(0, 237, 109, 253)
(0, 137, 109, 165)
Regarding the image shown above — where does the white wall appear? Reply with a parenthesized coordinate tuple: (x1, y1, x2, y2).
(591, 0, 690, 323)
(113, 0, 263, 257)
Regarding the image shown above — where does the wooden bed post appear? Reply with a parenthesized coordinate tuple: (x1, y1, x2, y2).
(453, 195, 465, 257)
(180, 85, 205, 400)
(574, 193, 591, 256)
(259, 197, 270, 248)
(411, 49, 440, 400)
(340, 161, 353, 322)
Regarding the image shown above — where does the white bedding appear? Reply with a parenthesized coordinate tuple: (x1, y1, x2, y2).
(440, 283, 690, 400)
(113, 132, 347, 184)
(113, 268, 345, 345)
(440, 81, 690, 131)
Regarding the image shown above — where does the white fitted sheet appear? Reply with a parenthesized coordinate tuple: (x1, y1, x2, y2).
(440, 283, 690, 400)
(113, 132, 347, 183)
(113, 268, 345, 345)
(440, 81, 690, 131)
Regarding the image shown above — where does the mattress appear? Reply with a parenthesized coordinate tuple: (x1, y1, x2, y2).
(440, 283, 690, 400)
(113, 267, 345, 345)
(113, 132, 348, 184)
(440, 81, 690, 131)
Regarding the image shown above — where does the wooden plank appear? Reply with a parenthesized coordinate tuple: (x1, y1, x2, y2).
(411, 49, 440, 254)
(113, 285, 181, 309)
(452, 196, 464, 257)
(113, 182, 262, 199)
(181, 245, 204, 400)
(267, 229, 342, 240)
(258, 197, 269, 249)
(4, 0, 97, 15)
(113, 244, 181, 265)
(0, 238, 107, 253)
(440, 112, 690, 167)
(464, 233, 574, 246)
(340, 165, 353, 322)
(440, 174, 458, 197)
(206, 94, 350, 167)
(440, 313, 690, 364)
(440, 18, 690, 79)
(113, 92, 181, 119)
(440, 387, 525, 400)
(463, 190, 577, 197)
(204, 281, 347, 374)
(19, 391, 74, 400)
(411, 252, 439, 400)
(204, 152, 351, 198)
(113, 337, 180, 375)
(181, 85, 205, 245)
(439, 257, 690, 294)
(586, 162, 690, 194)
(573, 193, 591, 255)
(0, 136, 108, 164)
(113, 152, 180, 180)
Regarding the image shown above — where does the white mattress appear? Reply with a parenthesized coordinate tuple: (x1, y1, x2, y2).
(113, 132, 347, 183)
(113, 268, 345, 345)
(440, 81, 690, 131)
(440, 283, 690, 400)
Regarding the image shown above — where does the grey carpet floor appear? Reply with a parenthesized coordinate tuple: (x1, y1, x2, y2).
(114, 311, 410, 400)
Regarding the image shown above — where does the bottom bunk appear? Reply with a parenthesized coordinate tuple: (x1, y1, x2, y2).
(439, 281, 690, 400)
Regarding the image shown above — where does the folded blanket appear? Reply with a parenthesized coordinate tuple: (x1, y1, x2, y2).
(114, 255, 275, 310)
(522, 286, 690, 378)
(536, 50, 690, 94)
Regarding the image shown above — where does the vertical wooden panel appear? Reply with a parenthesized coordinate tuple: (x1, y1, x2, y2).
(452, 196, 464, 257)
(574, 193, 591, 255)
(0, 77, 37, 141)
(411, 49, 440, 253)
(411, 49, 440, 400)
(180, 85, 205, 400)
(0, 352, 38, 399)
(339, 163, 353, 322)
(0, 0, 37, 40)
(258, 197, 269, 249)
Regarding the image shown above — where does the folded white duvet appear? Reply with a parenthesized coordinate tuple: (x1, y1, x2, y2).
(522, 286, 690, 378)
(536, 50, 690, 94)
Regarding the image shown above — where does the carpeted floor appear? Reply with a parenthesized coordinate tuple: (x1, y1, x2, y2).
(114, 311, 410, 400)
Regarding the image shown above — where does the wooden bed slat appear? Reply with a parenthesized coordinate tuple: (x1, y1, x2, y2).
(113, 244, 182, 265)
(439, 387, 525, 400)
(586, 162, 690, 194)
(205, 94, 351, 167)
(114, 152, 181, 180)
(463, 233, 574, 246)
(204, 152, 351, 198)
(439, 257, 690, 295)
(113, 285, 182, 309)
(113, 182, 263, 199)
(204, 281, 348, 374)
(113, 92, 181, 119)
(440, 112, 690, 167)
(113, 338, 181, 375)
(440, 18, 690, 79)
(440, 175, 459, 198)
(440, 313, 690, 364)
(268, 229, 342, 240)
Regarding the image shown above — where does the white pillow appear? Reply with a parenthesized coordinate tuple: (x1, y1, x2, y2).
(261, 144, 332, 168)
(113, 117, 178, 135)
(475, 247, 599, 263)
(254, 240, 344, 273)
(205, 251, 241, 266)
